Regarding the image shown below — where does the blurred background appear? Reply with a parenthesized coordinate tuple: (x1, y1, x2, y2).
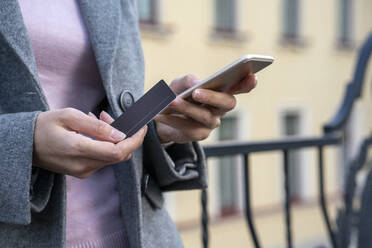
(136, 0, 372, 247)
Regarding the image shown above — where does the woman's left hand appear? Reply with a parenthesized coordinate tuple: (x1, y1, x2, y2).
(155, 74, 257, 144)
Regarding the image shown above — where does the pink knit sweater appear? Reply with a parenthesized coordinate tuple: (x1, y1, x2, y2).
(18, 0, 127, 247)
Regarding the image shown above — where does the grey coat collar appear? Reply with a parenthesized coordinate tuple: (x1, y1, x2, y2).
(0, 0, 121, 111)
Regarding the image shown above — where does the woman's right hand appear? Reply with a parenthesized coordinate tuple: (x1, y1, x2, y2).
(33, 108, 147, 178)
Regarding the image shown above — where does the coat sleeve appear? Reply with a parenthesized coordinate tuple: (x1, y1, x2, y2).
(0, 112, 54, 225)
(143, 121, 208, 191)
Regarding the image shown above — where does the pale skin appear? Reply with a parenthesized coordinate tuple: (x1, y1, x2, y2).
(33, 74, 257, 178)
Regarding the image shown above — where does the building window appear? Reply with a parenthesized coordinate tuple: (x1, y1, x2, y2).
(282, 112, 302, 202)
(338, 0, 353, 46)
(137, 0, 158, 24)
(282, 0, 300, 39)
(215, 0, 237, 33)
(218, 116, 240, 216)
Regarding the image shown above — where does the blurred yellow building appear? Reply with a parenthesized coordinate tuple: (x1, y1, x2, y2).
(137, 0, 372, 247)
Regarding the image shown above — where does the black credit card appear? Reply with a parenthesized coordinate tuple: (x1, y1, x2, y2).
(111, 80, 176, 137)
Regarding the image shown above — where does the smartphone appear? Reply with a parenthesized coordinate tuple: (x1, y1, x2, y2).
(178, 54, 274, 99)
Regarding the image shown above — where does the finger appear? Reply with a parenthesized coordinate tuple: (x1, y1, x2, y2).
(170, 74, 201, 94)
(64, 155, 132, 179)
(43, 154, 105, 178)
(99, 111, 115, 124)
(163, 74, 201, 115)
(61, 108, 126, 143)
(115, 126, 148, 156)
(68, 127, 141, 163)
(155, 115, 211, 142)
(227, 74, 257, 94)
(67, 132, 127, 162)
(88, 112, 98, 119)
(168, 97, 221, 129)
(207, 105, 228, 117)
(65, 157, 105, 178)
(192, 89, 236, 111)
(159, 98, 181, 115)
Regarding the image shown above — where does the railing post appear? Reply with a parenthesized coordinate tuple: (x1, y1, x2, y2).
(283, 149, 293, 248)
(243, 153, 261, 248)
(201, 188, 209, 248)
(318, 146, 338, 248)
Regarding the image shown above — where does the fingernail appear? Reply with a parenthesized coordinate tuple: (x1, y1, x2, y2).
(194, 89, 202, 99)
(88, 112, 97, 118)
(111, 129, 126, 141)
(100, 110, 110, 119)
(254, 75, 258, 82)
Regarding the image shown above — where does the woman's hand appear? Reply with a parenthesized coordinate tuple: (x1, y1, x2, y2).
(33, 108, 147, 178)
(155, 74, 257, 144)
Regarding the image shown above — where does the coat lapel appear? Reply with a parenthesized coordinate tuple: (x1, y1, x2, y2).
(78, 3, 142, 247)
(77, 0, 121, 110)
(0, 0, 49, 109)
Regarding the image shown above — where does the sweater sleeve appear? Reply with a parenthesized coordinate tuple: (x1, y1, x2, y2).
(143, 121, 208, 192)
(0, 112, 54, 225)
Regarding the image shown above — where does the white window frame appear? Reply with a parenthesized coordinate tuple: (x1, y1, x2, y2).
(338, 0, 354, 46)
(137, 0, 160, 24)
(278, 107, 312, 201)
(214, 0, 238, 33)
(214, 112, 245, 216)
(282, 0, 301, 39)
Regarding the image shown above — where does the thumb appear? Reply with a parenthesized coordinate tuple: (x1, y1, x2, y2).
(65, 109, 125, 143)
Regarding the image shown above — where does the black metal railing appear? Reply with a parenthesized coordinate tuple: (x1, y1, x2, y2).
(200, 31, 372, 248)
(202, 136, 341, 248)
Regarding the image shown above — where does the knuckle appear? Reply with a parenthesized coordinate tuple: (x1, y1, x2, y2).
(200, 111, 217, 129)
(219, 110, 227, 117)
(74, 140, 84, 152)
(65, 107, 79, 117)
(212, 118, 221, 129)
(77, 172, 93, 179)
(216, 118, 221, 127)
(69, 140, 84, 156)
(229, 96, 237, 110)
(183, 74, 193, 81)
(76, 173, 88, 179)
(109, 144, 131, 162)
(184, 74, 198, 87)
(170, 77, 181, 87)
(191, 130, 209, 141)
(71, 164, 89, 178)
(133, 136, 145, 148)
(60, 108, 80, 123)
(200, 131, 210, 140)
(203, 113, 214, 128)
(124, 153, 132, 161)
(59, 108, 71, 121)
(111, 147, 125, 161)
(95, 120, 108, 137)
(186, 74, 198, 80)
(188, 131, 199, 141)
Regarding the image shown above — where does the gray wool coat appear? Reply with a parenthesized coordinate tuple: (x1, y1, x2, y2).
(0, 0, 207, 247)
